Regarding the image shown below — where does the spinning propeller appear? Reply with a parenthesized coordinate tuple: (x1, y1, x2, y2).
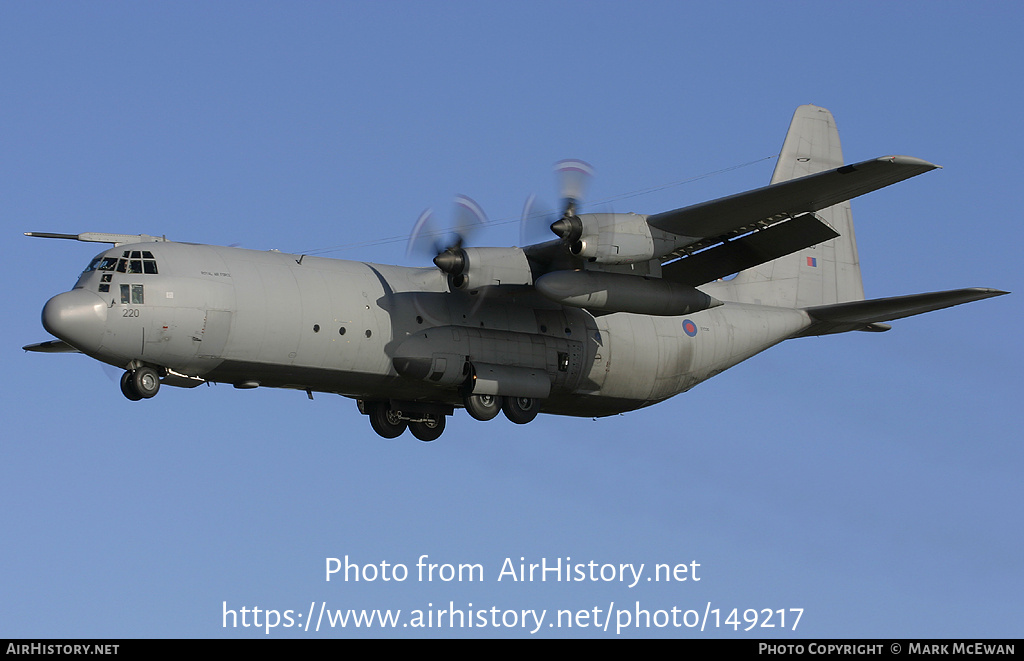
(406, 195, 488, 278)
(520, 159, 594, 246)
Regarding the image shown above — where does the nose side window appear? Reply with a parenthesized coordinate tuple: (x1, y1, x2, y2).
(120, 284, 145, 304)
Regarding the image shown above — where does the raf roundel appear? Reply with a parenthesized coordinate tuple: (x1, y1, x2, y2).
(682, 319, 698, 337)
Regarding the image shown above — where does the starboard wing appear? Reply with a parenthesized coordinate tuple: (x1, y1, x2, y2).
(648, 155, 939, 244)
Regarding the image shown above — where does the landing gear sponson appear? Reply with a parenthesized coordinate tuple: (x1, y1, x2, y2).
(359, 392, 540, 441)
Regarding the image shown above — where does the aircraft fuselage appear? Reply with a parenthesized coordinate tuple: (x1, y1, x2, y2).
(42, 241, 809, 418)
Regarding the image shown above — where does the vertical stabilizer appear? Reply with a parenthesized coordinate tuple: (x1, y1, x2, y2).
(706, 105, 865, 308)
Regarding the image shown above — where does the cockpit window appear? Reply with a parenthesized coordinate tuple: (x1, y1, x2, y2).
(111, 250, 159, 274)
(84, 256, 120, 272)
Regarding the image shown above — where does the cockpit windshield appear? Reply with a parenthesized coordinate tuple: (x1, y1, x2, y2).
(84, 250, 159, 275)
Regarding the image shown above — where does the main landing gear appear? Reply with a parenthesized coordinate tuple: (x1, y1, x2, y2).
(464, 393, 539, 425)
(362, 400, 449, 442)
(119, 366, 161, 401)
(360, 393, 541, 441)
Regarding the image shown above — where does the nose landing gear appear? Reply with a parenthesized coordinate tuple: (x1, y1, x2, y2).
(119, 366, 161, 400)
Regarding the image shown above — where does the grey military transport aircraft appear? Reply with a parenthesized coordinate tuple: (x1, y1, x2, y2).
(25, 105, 1007, 441)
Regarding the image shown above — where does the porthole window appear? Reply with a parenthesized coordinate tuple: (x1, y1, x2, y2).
(339, 327, 346, 335)
(313, 324, 320, 333)
(365, 329, 372, 338)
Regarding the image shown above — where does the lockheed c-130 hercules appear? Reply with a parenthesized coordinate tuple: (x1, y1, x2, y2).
(25, 105, 1007, 441)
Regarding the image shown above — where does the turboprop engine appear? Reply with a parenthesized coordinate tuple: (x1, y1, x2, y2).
(433, 246, 534, 290)
(550, 212, 681, 264)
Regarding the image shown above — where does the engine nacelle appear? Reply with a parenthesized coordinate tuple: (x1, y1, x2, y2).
(554, 213, 678, 264)
(434, 246, 533, 291)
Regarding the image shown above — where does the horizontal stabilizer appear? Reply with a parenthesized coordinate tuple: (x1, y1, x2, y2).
(661, 213, 839, 286)
(647, 155, 938, 241)
(797, 288, 1008, 336)
(23, 340, 80, 353)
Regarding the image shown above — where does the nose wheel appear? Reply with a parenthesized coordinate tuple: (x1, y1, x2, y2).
(119, 366, 161, 400)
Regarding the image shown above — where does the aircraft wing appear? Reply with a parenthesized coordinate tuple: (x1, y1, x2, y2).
(647, 155, 939, 241)
(795, 288, 1009, 336)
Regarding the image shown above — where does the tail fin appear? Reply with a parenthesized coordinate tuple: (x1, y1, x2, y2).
(712, 105, 865, 308)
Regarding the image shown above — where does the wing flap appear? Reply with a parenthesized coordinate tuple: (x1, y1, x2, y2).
(796, 288, 1009, 336)
(647, 155, 939, 241)
(661, 212, 839, 287)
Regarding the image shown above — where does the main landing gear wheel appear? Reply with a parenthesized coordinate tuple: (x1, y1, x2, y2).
(409, 414, 445, 442)
(502, 396, 539, 424)
(367, 401, 407, 439)
(464, 393, 501, 421)
(120, 367, 160, 401)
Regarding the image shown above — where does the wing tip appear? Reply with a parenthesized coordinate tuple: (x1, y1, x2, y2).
(876, 155, 942, 170)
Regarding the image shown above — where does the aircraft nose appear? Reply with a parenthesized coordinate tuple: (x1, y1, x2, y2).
(42, 289, 108, 352)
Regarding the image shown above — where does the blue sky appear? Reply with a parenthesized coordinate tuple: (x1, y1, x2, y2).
(2, 2, 1021, 638)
